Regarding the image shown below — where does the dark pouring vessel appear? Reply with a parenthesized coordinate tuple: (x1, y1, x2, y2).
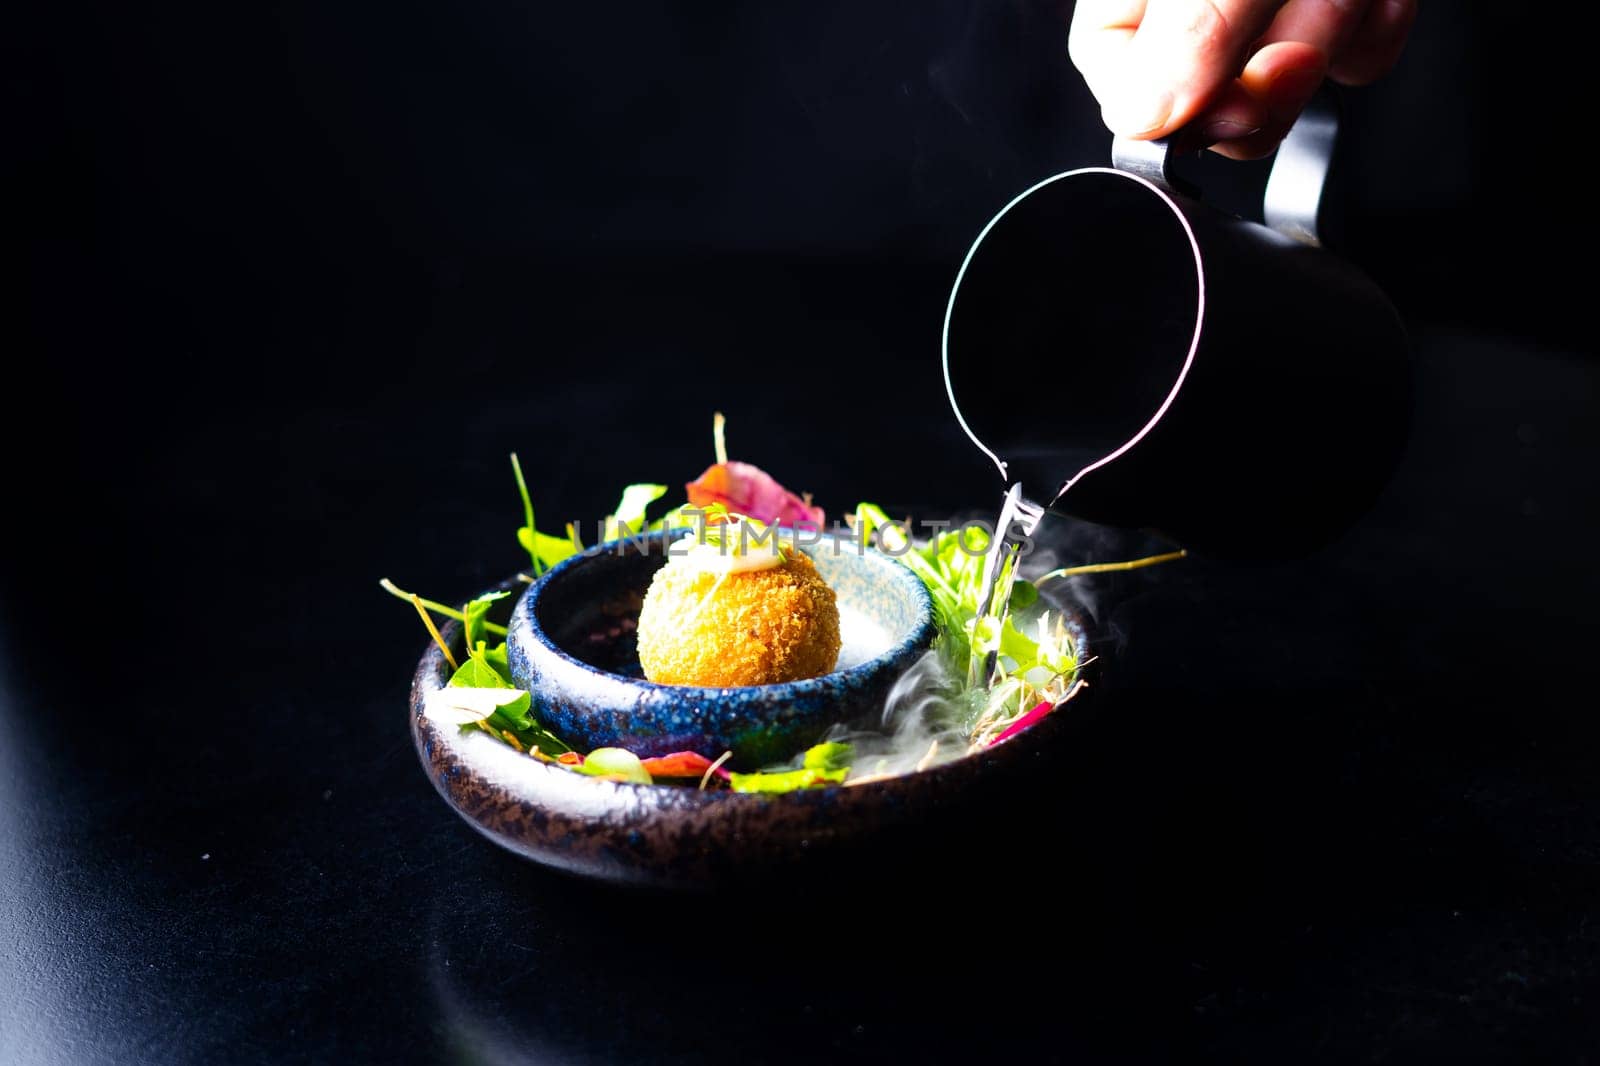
(942, 94, 1410, 558)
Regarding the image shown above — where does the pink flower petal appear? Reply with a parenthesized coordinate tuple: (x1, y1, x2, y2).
(987, 700, 1058, 746)
(638, 751, 731, 780)
(686, 461, 824, 528)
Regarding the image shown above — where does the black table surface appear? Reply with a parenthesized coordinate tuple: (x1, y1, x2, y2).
(5, 251, 1598, 1064)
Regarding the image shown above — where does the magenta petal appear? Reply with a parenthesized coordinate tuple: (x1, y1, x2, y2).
(685, 461, 824, 527)
(987, 700, 1057, 746)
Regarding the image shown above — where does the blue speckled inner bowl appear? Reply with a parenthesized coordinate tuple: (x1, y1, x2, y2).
(506, 529, 936, 769)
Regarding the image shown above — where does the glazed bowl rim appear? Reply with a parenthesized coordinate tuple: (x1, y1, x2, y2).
(415, 573, 1091, 807)
(512, 526, 936, 700)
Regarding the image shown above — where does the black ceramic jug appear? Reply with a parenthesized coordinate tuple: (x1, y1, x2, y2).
(942, 94, 1410, 558)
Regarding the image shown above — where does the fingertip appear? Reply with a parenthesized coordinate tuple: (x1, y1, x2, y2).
(1240, 40, 1330, 98)
(1183, 80, 1271, 153)
(1244, 40, 1329, 127)
(1206, 132, 1284, 161)
(1204, 42, 1328, 159)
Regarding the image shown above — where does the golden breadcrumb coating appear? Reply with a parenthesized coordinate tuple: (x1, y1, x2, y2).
(636, 551, 841, 686)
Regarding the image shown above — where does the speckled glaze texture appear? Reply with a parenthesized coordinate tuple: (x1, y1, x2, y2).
(505, 530, 935, 768)
(410, 574, 1093, 890)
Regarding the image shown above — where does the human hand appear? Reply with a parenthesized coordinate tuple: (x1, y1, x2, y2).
(1068, 0, 1417, 159)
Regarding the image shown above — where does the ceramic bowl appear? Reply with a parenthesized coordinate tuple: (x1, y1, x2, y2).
(504, 529, 935, 769)
(409, 576, 1093, 890)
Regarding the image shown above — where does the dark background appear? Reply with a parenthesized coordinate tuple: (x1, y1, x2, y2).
(7, 3, 1597, 1063)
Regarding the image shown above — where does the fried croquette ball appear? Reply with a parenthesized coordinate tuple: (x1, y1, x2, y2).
(636, 551, 841, 686)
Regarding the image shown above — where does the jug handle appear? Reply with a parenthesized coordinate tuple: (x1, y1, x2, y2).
(1109, 87, 1338, 248)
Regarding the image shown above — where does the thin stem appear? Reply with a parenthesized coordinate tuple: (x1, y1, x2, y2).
(378, 579, 507, 636)
(699, 750, 733, 791)
(844, 772, 897, 788)
(409, 593, 459, 671)
(1034, 549, 1187, 586)
(510, 451, 541, 576)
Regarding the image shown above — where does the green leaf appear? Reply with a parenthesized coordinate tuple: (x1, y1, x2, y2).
(486, 690, 532, 723)
(968, 615, 1001, 655)
(998, 616, 1041, 673)
(481, 642, 510, 677)
(443, 641, 574, 754)
(728, 766, 848, 793)
(647, 504, 689, 532)
(463, 709, 573, 755)
(845, 500, 1101, 748)
(729, 741, 853, 792)
(490, 713, 573, 755)
(423, 685, 530, 726)
(603, 483, 669, 541)
(577, 747, 653, 784)
(853, 502, 891, 542)
(803, 741, 853, 772)
(463, 590, 512, 648)
(1008, 579, 1039, 612)
(449, 653, 513, 690)
(518, 526, 578, 570)
(506, 456, 581, 573)
(955, 523, 991, 557)
(1021, 665, 1059, 689)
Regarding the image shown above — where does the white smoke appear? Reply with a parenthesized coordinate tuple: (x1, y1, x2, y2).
(809, 648, 971, 781)
(753, 510, 1177, 776)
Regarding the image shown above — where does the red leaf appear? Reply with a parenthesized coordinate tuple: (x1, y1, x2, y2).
(639, 751, 729, 779)
(686, 461, 824, 528)
(987, 700, 1057, 746)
